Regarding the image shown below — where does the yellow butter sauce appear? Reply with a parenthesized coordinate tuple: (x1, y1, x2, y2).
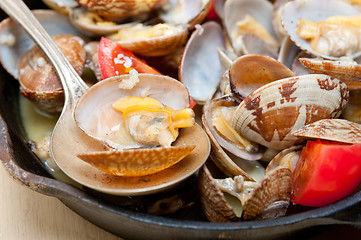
(19, 95, 80, 186)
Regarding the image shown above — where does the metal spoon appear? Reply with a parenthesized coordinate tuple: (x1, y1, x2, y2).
(0, 0, 210, 196)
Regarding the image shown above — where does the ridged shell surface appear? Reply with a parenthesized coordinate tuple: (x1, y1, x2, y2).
(231, 74, 349, 150)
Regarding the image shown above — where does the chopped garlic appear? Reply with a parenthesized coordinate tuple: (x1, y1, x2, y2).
(0, 33, 15, 47)
(118, 69, 140, 89)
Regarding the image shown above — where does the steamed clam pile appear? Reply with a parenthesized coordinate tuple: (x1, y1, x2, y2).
(1, 0, 361, 223)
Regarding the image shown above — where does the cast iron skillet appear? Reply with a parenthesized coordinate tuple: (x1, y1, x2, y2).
(1, 1, 361, 239)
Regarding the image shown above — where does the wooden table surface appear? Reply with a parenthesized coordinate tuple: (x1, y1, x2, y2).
(0, 164, 124, 240)
(2, 162, 361, 240)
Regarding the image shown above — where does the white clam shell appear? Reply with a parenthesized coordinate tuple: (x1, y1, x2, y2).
(69, 7, 139, 37)
(160, 0, 211, 30)
(74, 74, 190, 149)
(282, 0, 361, 60)
(180, 21, 225, 104)
(292, 119, 361, 144)
(224, 0, 278, 55)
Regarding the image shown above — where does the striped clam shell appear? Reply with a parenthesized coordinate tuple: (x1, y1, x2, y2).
(231, 74, 349, 150)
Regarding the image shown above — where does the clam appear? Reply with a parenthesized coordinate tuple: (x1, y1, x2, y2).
(202, 96, 263, 161)
(75, 0, 168, 18)
(179, 21, 225, 104)
(231, 74, 349, 150)
(42, 0, 79, 15)
(18, 34, 86, 113)
(265, 145, 302, 173)
(292, 119, 361, 144)
(159, 0, 211, 30)
(227, 54, 294, 100)
(198, 163, 292, 222)
(277, 36, 312, 75)
(102, 0, 211, 57)
(74, 73, 209, 177)
(224, 0, 280, 57)
(282, 0, 361, 60)
(106, 23, 188, 56)
(0, 9, 89, 80)
(202, 96, 265, 181)
(69, 6, 140, 36)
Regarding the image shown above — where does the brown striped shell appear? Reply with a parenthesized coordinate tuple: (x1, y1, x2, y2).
(231, 74, 349, 150)
(299, 58, 361, 91)
(291, 119, 361, 144)
(19, 34, 86, 113)
(228, 54, 295, 100)
(198, 163, 292, 222)
(198, 164, 241, 222)
(77, 142, 195, 177)
(242, 166, 292, 220)
(265, 145, 302, 174)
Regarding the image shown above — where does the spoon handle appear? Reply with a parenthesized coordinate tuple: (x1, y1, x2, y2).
(0, 0, 88, 108)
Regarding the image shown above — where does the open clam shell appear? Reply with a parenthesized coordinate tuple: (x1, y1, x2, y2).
(224, 0, 279, 56)
(179, 21, 225, 104)
(107, 23, 188, 57)
(77, 142, 196, 177)
(160, 0, 211, 30)
(202, 96, 264, 161)
(76, 0, 167, 18)
(292, 119, 361, 144)
(75, 74, 191, 149)
(242, 166, 292, 220)
(228, 54, 294, 100)
(265, 145, 302, 174)
(282, 0, 361, 60)
(198, 163, 241, 222)
(0, 9, 89, 79)
(64, 73, 210, 194)
(231, 74, 349, 150)
(42, 0, 79, 15)
(69, 7, 139, 36)
(18, 34, 86, 114)
(198, 163, 292, 222)
(202, 99, 265, 182)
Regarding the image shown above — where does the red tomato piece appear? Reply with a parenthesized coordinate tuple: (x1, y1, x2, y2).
(292, 140, 361, 207)
(98, 37, 161, 79)
(206, 0, 219, 20)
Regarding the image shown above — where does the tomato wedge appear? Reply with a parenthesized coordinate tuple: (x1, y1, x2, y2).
(206, 0, 219, 20)
(292, 140, 361, 207)
(98, 37, 161, 79)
